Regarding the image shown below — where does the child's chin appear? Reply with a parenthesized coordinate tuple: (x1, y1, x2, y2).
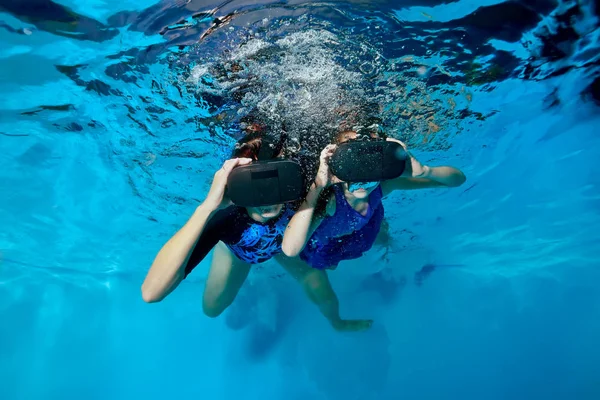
(259, 205, 283, 217)
(351, 189, 370, 198)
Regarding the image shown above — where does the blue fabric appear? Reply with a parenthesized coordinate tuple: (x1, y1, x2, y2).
(300, 185, 384, 269)
(226, 205, 295, 264)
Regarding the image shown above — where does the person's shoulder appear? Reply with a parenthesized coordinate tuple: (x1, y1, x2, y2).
(210, 205, 248, 225)
(210, 206, 251, 243)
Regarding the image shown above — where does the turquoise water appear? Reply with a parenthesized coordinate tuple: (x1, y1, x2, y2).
(1, 1, 599, 399)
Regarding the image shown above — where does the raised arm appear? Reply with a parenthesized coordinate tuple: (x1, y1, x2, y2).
(382, 139, 466, 195)
(141, 157, 251, 302)
(281, 184, 326, 257)
(282, 145, 338, 257)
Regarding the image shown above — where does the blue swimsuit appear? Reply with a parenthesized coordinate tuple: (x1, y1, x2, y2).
(300, 185, 385, 269)
(226, 206, 295, 263)
(185, 205, 294, 277)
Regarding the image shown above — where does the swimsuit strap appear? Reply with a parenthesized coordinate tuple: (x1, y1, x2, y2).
(331, 184, 354, 217)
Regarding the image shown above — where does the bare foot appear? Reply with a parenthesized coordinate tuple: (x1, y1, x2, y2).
(332, 319, 373, 332)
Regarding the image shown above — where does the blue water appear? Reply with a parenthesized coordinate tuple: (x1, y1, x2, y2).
(1, 1, 599, 399)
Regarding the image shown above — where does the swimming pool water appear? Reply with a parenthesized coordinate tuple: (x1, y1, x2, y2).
(1, 1, 599, 399)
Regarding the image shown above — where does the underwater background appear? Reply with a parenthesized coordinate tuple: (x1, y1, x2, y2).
(1, 0, 599, 399)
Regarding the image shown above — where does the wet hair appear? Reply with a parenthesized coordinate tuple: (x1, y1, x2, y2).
(332, 124, 387, 144)
(334, 103, 385, 140)
(232, 114, 288, 161)
(232, 130, 288, 161)
(232, 131, 263, 160)
(332, 105, 386, 144)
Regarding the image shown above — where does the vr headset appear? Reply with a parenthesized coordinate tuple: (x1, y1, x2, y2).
(226, 160, 305, 207)
(330, 140, 407, 182)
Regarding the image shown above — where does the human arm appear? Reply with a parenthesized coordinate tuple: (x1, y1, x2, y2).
(382, 139, 466, 195)
(281, 145, 338, 257)
(141, 157, 251, 302)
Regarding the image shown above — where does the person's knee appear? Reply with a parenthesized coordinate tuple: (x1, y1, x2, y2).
(202, 296, 229, 318)
(303, 270, 323, 287)
(302, 270, 331, 299)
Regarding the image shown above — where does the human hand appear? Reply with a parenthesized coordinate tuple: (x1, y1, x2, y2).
(314, 145, 342, 189)
(387, 138, 430, 178)
(204, 158, 253, 211)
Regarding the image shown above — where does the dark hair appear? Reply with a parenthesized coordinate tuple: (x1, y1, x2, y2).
(332, 125, 387, 145)
(232, 131, 262, 160)
(231, 111, 289, 160)
(232, 130, 288, 161)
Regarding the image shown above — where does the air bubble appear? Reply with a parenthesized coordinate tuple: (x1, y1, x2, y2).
(360, 62, 375, 75)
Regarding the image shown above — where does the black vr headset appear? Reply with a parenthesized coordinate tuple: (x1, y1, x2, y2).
(330, 140, 408, 182)
(226, 135, 407, 206)
(227, 133, 305, 207)
(227, 159, 304, 207)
